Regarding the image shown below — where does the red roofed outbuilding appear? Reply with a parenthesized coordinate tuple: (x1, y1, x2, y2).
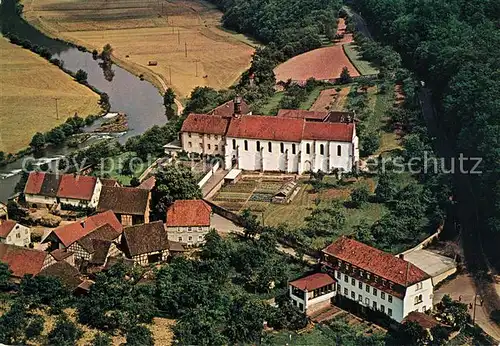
(166, 200, 212, 246)
(289, 272, 336, 316)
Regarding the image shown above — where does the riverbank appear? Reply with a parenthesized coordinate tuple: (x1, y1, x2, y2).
(21, 0, 254, 98)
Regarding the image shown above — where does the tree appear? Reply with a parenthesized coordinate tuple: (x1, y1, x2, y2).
(130, 177, 140, 187)
(360, 131, 381, 157)
(19, 275, 70, 310)
(435, 295, 468, 330)
(151, 165, 202, 220)
(163, 87, 176, 117)
(45, 128, 66, 145)
(101, 44, 113, 62)
(339, 66, 352, 84)
(126, 326, 154, 346)
(351, 185, 371, 208)
(25, 315, 44, 340)
(183, 86, 224, 115)
(75, 69, 88, 83)
(375, 172, 398, 202)
(89, 332, 112, 346)
(224, 295, 266, 344)
(29, 132, 46, 150)
(0, 302, 27, 345)
(302, 200, 346, 240)
(241, 209, 261, 238)
(47, 315, 83, 346)
(396, 321, 429, 345)
(0, 262, 12, 291)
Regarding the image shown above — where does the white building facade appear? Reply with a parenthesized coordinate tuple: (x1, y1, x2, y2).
(288, 273, 336, 315)
(0, 221, 31, 247)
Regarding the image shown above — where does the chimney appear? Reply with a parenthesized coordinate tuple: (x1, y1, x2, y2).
(399, 253, 404, 260)
(233, 95, 242, 117)
(80, 220, 86, 228)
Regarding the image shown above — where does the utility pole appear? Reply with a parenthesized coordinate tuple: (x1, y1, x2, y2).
(195, 59, 199, 77)
(178, 30, 180, 44)
(185, 42, 187, 58)
(54, 97, 60, 120)
(169, 66, 172, 84)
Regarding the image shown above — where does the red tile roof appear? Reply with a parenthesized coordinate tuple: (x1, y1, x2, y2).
(226, 116, 306, 142)
(181, 113, 230, 135)
(0, 220, 17, 238)
(166, 200, 211, 227)
(138, 176, 156, 190)
(210, 99, 251, 117)
(57, 175, 98, 201)
(0, 244, 47, 277)
(322, 237, 430, 287)
(303, 122, 354, 142)
(49, 210, 122, 247)
(24, 171, 47, 195)
(277, 109, 329, 121)
(289, 273, 335, 291)
(403, 312, 444, 329)
(50, 248, 74, 261)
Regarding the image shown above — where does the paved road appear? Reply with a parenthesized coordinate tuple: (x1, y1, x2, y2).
(343, 6, 373, 40)
(419, 87, 500, 338)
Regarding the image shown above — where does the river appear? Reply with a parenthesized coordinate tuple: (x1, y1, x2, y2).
(0, 0, 167, 202)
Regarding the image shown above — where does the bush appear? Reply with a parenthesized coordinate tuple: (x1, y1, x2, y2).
(351, 185, 371, 208)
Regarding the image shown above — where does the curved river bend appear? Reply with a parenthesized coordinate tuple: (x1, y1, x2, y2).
(0, 0, 167, 202)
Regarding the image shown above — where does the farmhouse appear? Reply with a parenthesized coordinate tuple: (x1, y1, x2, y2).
(44, 210, 122, 250)
(0, 243, 51, 279)
(121, 221, 169, 265)
(97, 186, 151, 226)
(24, 172, 102, 208)
(0, 219, 30, 247)
(180, 109, 359, 173)
(320, 237, 433, 323)
(66, 223, 122, 265)
(166, 200, 212, 246)
(288, 273, 336, 315)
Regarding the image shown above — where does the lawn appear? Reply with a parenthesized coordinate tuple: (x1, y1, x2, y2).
(0, 37, 101, 154)
(99, 151, 149, 186)
(258, 92, 284, 115)
(23, 0, 255, 97)
(343, 43, 379, 75)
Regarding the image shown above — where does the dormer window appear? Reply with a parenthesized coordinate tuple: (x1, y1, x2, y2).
(359, 270, 364, 277)
(367, 273, 371, 280)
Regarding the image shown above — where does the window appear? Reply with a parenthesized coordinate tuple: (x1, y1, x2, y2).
(16, 233, 20, 239)
(188, 236, 193, 241)
(256, 141, 261, 151)
(344, 274, 348, 283)
(178, 237, 183, 242)
(320, 144, 324, 155)
(232, 139, 237, 149)
(358, 294, 363, 302)
(244, 140, 248, 151)
(306, 143, 311, 154)
(188, 227, 192, 232)
(25, 229, 28, 234)
(381, 292, 385, 300)
(207, 134, 211, 139)
(199, 143, 203, 149)
(337, 145, 341, 156)
(336, 271, 341, 279)
(351, 278, 355, 286)
(280, 143, 284, 153)
(344, 288, 348, 296)
(388, 295, 393, 303)
(198, 227, 203, 231)
(365, 298, 370, 306)
(388, 308, 393, 317)
(215, 135, 218, 140)
(188, 133, 192, 138)
(215, 145, 218, 150)
(373, 288, 377, 296)
(381, 305, 385, 313)
(188, 142, 192, 148)
(350, 290, 355, 299)
(8, 236, 11, 241)
(373, 301, 377, 310)
(422, 305, 426, 312)
(416, 282, 423, 290)
(359, 270, 364, 277)
(337, 284, 341, 291)
(199, 134, 203, 139)
(292, 144, 296, 154)
(366, 285, 370, 293)
(207, 144, 211, 150)
(414, 294, 423, 305)
(358, 281, 363, 289)
(367, 273, 371, 280)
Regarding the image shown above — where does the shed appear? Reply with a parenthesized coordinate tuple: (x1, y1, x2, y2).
(224, 169, 242, 185)
(272, 181, 298, 204)
(148, 61, 158, 66)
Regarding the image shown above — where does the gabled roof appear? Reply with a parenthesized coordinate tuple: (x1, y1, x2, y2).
(24, 171, 48, 195)
(181, 113, 230, 135)
(122, 221, 169, 257)
(76, 224, 121, 253)
(0, 220, 17, 238)
(97, 186, 150, 216)
(49, 210, 122, 247)
(226, 115, 305, 142)
(277, 109, 329, 121)
(100, 178, 120, 187)
(289, 273, 335, 291)
(209, 99, 251, 117)
(138, 176, 156, 191)
(50, 248, 74, 261)
(166, 200, 211, 227)
(57, 175, 98, 201)
(24, 172, 61, 197)
(322, 237, 430, 287)
(39, 261, 82, 290)
(0, 244, 47, 278)
(302, 122, 354, 142)
(403, 311, 445, 329)
(88, 239, 113, 265)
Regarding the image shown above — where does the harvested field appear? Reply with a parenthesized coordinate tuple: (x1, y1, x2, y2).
(334, 18, 353, 45)
(23, 0, 255, 97)
(343, 43, 379, 75)
(0, 37, 101, 154)
(310, 87, 350, 111)
(274, 45, 359, 83)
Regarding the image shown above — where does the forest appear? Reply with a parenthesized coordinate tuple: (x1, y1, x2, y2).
(354, 0, 500, 268)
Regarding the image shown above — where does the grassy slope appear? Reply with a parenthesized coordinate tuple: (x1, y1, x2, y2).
(0, 37, 101, 153)
(343, 43, 379, 75)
